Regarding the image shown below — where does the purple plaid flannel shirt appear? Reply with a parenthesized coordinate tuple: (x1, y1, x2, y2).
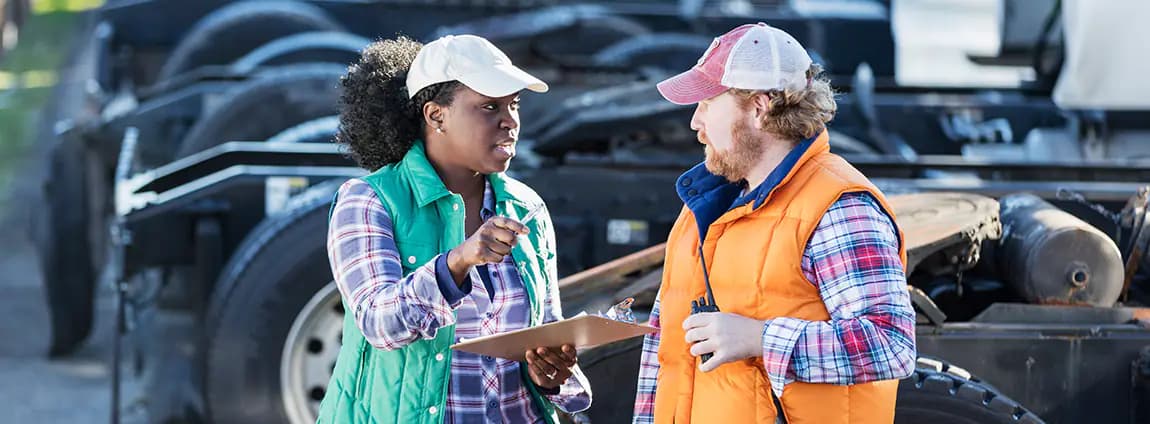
(632, 192, 916, 423)
(328, 178, 591, 423)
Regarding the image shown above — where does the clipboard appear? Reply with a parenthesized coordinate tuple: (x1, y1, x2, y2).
(450, 314, 657, 362)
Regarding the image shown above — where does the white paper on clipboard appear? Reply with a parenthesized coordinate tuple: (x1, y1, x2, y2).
(450, 314, 656, 362)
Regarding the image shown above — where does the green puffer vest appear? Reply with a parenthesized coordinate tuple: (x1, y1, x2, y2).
(316, 140, 559, 423)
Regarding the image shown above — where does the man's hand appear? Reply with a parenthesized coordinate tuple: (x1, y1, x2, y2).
(446, 217, 529, 283)
(525, 345, 577, 389)
(683, 312, 766, 372)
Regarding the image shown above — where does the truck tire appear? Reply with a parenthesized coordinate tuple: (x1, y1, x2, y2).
(592, 33, 712, 71)
(40, 139, 95, 357)
(230, 31, 368, 74)
(263, 116, 340, 215)
(430, 5, 647, 67)
(158, 1, 343, 81)
(266, 115, 339, 145)
(573, 346, 1048, 424)
(203, 180, 343, 424)
(530, 14, 649, 63)
(175, 63, 344, 158)
(897, 357, 1045, 424)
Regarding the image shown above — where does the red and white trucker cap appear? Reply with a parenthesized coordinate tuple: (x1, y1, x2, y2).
(656, 22, 813, 105)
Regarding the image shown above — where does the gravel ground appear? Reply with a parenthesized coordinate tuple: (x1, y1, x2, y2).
(0, 244, 120, 422)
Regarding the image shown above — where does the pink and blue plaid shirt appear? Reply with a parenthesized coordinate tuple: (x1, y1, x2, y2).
(328, 178, 591, 423)
(632, 191, 917, 423)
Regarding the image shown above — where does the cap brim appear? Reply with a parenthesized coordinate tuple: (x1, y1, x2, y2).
(656, 68, 727, 105)
(457, 64, 549, 98)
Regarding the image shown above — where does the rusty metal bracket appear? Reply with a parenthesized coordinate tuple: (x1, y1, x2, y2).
(558, 243, 665, 310)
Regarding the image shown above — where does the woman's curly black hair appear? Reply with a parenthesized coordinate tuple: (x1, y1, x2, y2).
(336, 36, 462, 171)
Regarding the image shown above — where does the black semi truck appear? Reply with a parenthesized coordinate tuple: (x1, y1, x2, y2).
(32, 1, 1150, 423)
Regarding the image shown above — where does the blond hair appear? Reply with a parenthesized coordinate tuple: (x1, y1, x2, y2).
(730, 64, 836, 142)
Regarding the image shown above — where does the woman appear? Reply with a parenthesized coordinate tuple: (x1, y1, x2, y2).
(316, 35, 591, 423)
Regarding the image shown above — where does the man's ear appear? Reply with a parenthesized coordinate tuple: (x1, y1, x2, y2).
(751, 92, 771, 128)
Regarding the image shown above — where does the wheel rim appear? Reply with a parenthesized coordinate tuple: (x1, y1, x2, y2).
(281, 281, 343, 424)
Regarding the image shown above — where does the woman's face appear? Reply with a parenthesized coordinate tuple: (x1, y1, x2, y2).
(437, 86, 522, 174)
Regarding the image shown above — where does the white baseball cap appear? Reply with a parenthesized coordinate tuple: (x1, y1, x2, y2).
(406, 34, 549, 99)
(657, 22, 813, 105)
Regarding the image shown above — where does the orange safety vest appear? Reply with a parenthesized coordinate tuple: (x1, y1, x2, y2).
(653, 131, 907, 424)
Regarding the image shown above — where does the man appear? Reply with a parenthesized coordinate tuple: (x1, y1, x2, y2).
(632, 23, 916, 424)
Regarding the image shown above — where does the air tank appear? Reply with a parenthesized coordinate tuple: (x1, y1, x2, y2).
(998, 193, 1124, 306)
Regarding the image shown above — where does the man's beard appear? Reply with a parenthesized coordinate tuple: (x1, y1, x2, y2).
(704, 118, 764, 183)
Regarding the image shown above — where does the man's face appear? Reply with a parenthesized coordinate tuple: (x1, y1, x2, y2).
(690, 91, 764, 182)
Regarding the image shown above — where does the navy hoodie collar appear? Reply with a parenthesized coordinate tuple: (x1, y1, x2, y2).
(675, 131, 820, 241)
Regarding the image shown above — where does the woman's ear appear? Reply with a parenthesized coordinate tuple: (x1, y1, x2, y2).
(423, 102, 446, 133)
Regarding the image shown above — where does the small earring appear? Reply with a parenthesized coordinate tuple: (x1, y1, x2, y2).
(435, 127, 444, 134)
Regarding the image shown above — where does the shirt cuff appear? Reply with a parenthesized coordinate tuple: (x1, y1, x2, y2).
(544, 368, 593, 414)
(434, 254, 471, 305)
(536, 383, 561, 396)
(761, 317, 806, 397)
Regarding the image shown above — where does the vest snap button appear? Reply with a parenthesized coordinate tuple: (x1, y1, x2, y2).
(428, 406, 438, 414)
(408, 256, 417, 264)
(453, 203, 459, 211)
(435, 353, 444, 361)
